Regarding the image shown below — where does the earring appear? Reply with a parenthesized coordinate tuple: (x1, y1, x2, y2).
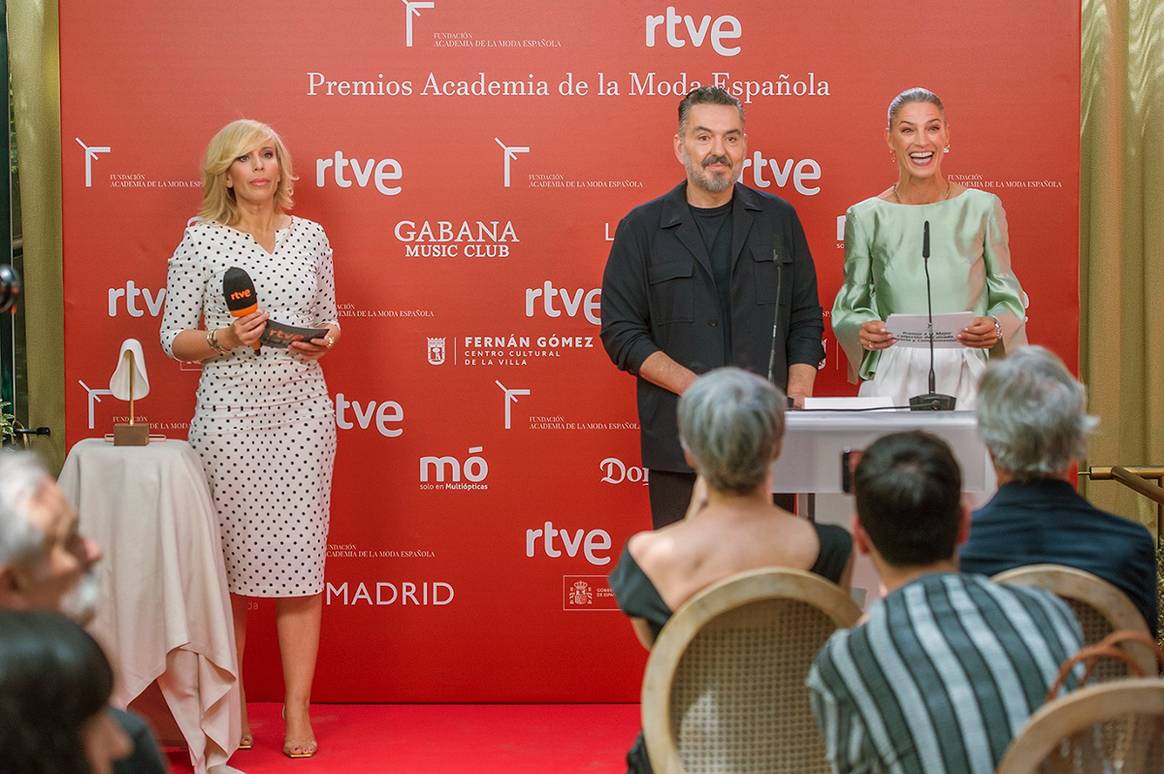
(890, 151, 897, 163)
(944, 146, 951, 154)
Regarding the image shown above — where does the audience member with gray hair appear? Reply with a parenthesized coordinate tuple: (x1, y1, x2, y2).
(0, 450, 101, 620)
(0, 449, 166, 774)
(609, 367, 852, 774)
(976, 345, 1097, 478)
(960, 346, 1156, 632)
(676, 365, 786, 495)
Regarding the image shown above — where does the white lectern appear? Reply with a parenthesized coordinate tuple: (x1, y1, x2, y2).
(773, 410, 994, 498)
(771, 410, 996, 608)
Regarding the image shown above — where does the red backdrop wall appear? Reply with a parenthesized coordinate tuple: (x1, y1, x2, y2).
(59, 1, 1080, 701)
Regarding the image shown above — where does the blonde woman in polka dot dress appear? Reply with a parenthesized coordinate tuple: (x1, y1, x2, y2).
(160, 119, 338, 759)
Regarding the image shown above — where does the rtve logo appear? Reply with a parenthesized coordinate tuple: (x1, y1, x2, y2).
(334, 393, 405, 437)
(419, 446, 489, 483)
(315, 151, 403, 196)
(742, 152, 822, 196)
(645, 6, 742, 57)
(525, 521, 613, 566)
(108, 281, 165, 317)
(524, 280, 601, 326)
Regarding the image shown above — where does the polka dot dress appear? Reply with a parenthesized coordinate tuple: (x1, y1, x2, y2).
(160, 216, 338, 597)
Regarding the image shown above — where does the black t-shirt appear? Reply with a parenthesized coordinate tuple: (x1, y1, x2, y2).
(690, 199, 733, 354)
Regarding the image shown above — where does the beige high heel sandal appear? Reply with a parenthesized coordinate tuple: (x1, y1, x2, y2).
(281, 705, 318, 759)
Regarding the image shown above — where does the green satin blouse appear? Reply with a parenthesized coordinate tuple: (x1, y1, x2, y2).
(831, 188, 1027, 382)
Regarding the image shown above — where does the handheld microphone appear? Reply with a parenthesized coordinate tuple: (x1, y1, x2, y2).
(222, 267, 261, 351)
(909, 220, 956, 411)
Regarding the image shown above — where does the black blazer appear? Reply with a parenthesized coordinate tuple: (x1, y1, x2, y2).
(961, 478, 1157, 635)
(601, 181, 824, 471)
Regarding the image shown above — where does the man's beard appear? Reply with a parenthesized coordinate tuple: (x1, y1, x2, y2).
(683, 151, 739, 194)
(60, 570, 100, 624)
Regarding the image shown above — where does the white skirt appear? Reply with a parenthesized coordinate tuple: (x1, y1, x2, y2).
(858, 347, 985, 410)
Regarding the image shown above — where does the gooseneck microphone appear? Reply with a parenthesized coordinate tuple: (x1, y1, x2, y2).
(765, 250, 785, 385)
(223, 267, 261, 351)
(923, 221, 934, 394)
(909, 220, 956, 411)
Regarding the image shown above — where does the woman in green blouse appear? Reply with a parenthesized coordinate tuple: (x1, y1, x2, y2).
(832, 87, 1027, 407)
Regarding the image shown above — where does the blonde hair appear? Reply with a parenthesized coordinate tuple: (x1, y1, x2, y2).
(886, 87, 946, 129)
(199, 119, 295, 225)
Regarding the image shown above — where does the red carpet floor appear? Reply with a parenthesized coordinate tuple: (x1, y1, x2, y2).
(167, 703, 640, 773)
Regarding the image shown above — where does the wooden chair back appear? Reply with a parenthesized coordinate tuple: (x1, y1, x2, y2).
(993, 564, 1156, 679)
(641, 568, 862, 774)
(996, 678, 1164, 774)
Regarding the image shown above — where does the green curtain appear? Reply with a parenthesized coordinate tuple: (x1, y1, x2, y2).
(1, 1, 13, 423)
(7, 0, 64, 470)
(1080, 0, 1164, 528)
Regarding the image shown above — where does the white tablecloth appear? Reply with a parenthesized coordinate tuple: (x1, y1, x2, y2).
(59, 438, 241, 773)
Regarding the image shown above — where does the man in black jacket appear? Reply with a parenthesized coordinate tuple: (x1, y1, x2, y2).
(601, 86, 824, 527)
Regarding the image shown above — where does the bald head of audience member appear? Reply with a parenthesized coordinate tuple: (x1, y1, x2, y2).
(0, 451, 102, 622)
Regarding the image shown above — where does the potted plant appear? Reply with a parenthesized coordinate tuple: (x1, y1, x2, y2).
(1, 400, 16, 446)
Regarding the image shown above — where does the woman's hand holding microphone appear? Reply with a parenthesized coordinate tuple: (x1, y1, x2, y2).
(219, 310, 268, 350)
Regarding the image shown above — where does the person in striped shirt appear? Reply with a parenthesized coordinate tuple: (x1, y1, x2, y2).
(807, 431, 1082, 774)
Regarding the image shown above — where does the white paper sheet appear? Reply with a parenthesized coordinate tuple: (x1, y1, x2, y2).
(884, 312, 975, 348)
(802, 397, 895, 410)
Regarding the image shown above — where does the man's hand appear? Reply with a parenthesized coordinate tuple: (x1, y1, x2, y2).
(786, 363, 816, 408)
(639, 351, 699, 396)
